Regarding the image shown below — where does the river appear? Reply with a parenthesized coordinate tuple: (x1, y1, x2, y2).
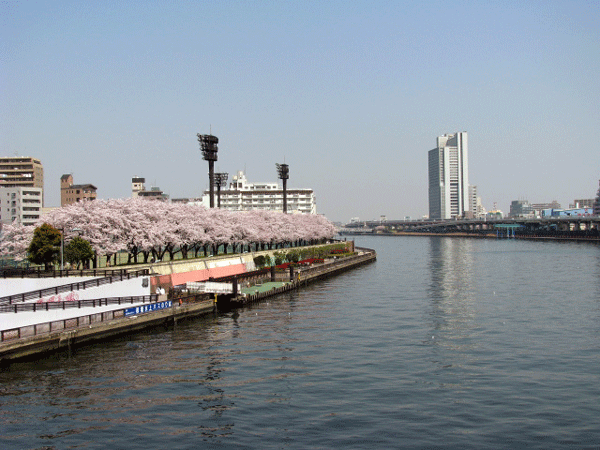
(1, 235, 599, 449)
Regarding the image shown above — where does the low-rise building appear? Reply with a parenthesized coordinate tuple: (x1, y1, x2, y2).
(570, 199, 595, 209)
(509, 200, 535, 218)
(530, 200, 561, 211)
(60, 174, 97, 206)
(510, 199, 562, 218)
(131, 177, 168, 201)
(542, 207, 594, 217)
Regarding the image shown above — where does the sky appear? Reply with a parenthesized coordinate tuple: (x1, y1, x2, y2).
(1, 0, 599, 223)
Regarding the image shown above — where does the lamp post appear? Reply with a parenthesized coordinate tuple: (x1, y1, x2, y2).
(276, 163, 289, 213)
(197, 133, 219, 208)
(214, 172, 229, 208)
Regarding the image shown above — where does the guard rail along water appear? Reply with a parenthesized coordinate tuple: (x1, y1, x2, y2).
(1, 267, 150, 279)
(0, 294, 159, 342)
(0, 294, 159, 315)
(0, 269, 150, 305)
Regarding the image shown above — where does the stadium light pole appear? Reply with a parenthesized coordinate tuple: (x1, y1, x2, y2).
(276, 163, 289, 213)
(215, 172, 229, 208)
(197, 133, 219, 208)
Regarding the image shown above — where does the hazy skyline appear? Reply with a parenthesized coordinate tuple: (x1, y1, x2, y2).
(2, 1, 599, 222)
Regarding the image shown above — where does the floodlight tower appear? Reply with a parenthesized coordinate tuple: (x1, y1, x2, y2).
(197, 134, 219, 208)
(215, 172, 229, 208)
(276, 163, 289, 213)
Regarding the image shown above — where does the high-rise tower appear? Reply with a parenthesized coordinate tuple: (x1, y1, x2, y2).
(428, 132, 469, 220)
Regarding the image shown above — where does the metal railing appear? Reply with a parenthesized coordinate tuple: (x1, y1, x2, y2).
(0, 267, 149, 279)
(0, 294, 161, 342)
(296, 249, 376, 280)
(211, 247, 376, 287)
(0, 294, 158, 314)
(0, 269, 150, 305)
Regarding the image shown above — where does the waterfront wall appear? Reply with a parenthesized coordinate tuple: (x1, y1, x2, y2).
(0, 300, 214, 363)
(229, 247, 376, 306)
(145, 245, 344, 290)
(0, 242, 370, 363)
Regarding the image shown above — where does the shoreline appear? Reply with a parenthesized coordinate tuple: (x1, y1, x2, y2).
(0, 247, 376, 364)
(341, 231, 600, 242)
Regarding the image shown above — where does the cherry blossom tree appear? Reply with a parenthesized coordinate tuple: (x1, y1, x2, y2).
(0, 222, 34, 261)
(0, 198, 337, 264)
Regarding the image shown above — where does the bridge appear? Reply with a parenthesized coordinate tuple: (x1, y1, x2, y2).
(340, 216, 600, 239)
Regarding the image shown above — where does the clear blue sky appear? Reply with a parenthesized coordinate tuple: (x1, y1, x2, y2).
(2, 0, 599, 222)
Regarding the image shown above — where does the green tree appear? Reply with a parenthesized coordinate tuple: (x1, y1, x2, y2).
(273, 251, 286, 266)
(64, 236, 94, 269)
(253, 255, 266, 268)
(287, 250, 300, 263)
(27, 223, 62, 270)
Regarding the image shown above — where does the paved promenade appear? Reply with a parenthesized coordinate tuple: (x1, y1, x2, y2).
(0, 295, 168, 332)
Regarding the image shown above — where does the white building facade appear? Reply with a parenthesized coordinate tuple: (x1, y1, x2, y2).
(0, 187, 43, 226)
(200, 171, 317, 214)
(428, 132, 469, 220)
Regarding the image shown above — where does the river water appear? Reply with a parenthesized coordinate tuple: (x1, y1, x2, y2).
(1, 235, 600, 449)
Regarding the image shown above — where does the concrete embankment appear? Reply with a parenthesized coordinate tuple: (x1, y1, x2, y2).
(0, 247, 376, 364)
(0, 300, 215, 363)
(228, 247, 376, 307)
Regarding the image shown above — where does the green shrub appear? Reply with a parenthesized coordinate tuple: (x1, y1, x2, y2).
(253, 255, 266, 268)
(287, 250, 300, 263)
(273, 251, 286, 266)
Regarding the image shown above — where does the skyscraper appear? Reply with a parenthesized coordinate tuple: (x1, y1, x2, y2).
(428, 132, 469, 220)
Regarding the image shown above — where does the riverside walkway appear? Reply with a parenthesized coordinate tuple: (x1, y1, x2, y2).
(0, 295, 164, 331)
(0, 246, 376, 363)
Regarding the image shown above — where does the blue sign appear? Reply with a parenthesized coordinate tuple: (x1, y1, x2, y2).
(124, 300, 172, 317)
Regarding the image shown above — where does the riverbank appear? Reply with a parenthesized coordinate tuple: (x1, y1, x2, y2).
(343, 231, 600, 242)
(0, 246, 376, 364)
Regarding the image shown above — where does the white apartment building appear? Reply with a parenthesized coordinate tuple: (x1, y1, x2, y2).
(199, 170, 317, 214)
(0, 187, 43, 226)
(428, 132, 469, 220)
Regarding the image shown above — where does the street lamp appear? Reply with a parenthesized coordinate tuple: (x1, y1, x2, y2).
(214, 172, 229, 208)
(276, 163, 289, 213)
(197, 133, 219, 208)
